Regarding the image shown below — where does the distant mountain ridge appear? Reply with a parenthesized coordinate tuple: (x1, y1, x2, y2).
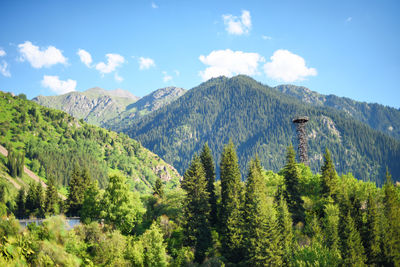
(33, 86, 185, 127)
(275, 84, 400, 140)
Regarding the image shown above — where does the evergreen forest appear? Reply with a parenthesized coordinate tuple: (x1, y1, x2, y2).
(1, 138, 399, 266)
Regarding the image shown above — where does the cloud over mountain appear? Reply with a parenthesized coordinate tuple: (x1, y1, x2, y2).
(41, 75, 76, 94)
(18, 41, 67, 68)
(264, 49, 317, 82)
(199, 49, 264, 81)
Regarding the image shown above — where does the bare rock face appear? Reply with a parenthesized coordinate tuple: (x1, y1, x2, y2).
(32, 88, 139, 126)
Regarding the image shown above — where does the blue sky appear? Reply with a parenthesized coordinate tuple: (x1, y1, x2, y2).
(0, 0, 399, 108)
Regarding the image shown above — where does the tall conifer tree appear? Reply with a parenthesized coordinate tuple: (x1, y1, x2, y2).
(35, 182, 45, 218)
(181, 155, 212, 263)
(66, 165, 90, 216)
(200, 143, 218, 226)
(244, 157, 282, 266)
(282, 145, 304, 223)
(277, 195, 293, 265)
(340, 211, 366, 266)
(363, 193, 382, 266)
(15, 188, 26, 219)
(219, 141, 244, 263)
(323, 204, 340, 257)
(45, 176, 59, 215)
(321, 148, 338, 199)
(382, 170, 400, 266)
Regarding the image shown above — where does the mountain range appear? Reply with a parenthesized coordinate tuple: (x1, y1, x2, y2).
(32, 76, 400, 185)
(33, 86, 186, 128)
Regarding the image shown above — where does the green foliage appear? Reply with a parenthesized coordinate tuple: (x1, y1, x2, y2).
(66, 165, 90, 217)
(292, 240, 341, 267)
(320, 148, 339, 199)
(276, 195, 293, 265)
(323, 203, 340, 257)
(200, 142, 218, 226)
(100, 174, 144, 235)
(382, 170, 400, 266)
(363, 193, 382, 266)
(0, 91, 181, 194)
(282, 145, 305, 223)
(181, 155, 212, 263)
(80, 180, 101, 224)
(15, 188, 26, 219)
(45, 176, 60, 215)
(219, 141, 244, 263)
(153, 177, 165, 198)
(244, 156, 282, 266)
(340, 211, 366, 266)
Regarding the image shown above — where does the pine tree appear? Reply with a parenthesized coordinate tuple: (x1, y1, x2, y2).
(7, 149, 17, 178)
(200, 142, 218, 226)
(45, 176, 59, 215)
(153, 178, 164, 199)
(25, 183, 37, 216)
(320, 148, 338, 199)
(15, 188, 26, 219)
(81, 180, 101, 223)
(181, 155, 212, 263)
(382, 169, 400, 266)
(35, 182, 45, 218)
(340, 211, 366, 266)
(282, 145, 305, 223)
(16, 151, 25, 177)
(363, 193, 381, 266)
(244, 157, 282, 266)
(66, 165, 90, 216)
(323, 203, 340, 257)
(219, 141, 244, 263)
(276, 195, 293, 265)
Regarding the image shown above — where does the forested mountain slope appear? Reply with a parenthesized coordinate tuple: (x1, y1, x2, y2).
(104, 86, 186, 131)
(122, 75, 400, 184)
(0, 91, 181, 193)
(275, 84, 400, 140)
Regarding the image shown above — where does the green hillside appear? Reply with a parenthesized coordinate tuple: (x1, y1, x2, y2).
(122, 75, 400, 185)
(0, 91, 181, 194)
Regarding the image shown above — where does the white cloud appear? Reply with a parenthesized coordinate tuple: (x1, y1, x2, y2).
(262, 35, 272, 40)
(0, 49, 6, 57)
(198, 49, 264, 81)
(162, 71, 172, 83)
(95, 53, 125, 74)
(151, 2, 158, 8)
(41, 75, 76, 94)
(174, 70, 180, 76)
(222, 10, 252, 35)
(77, 49, 92, 67)
(264, 49, 317, 82)
(114, 73, 123, 82)
(138, 57, 155, 70)
(0, 61, 11, 77)
(18, 41, 67, 68)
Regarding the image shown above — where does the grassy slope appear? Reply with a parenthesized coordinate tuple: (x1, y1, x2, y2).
(0, 91, 181, 195)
